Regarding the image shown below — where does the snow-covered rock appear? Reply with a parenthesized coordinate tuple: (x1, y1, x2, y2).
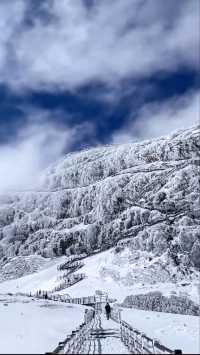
(0, 125, 199, 279)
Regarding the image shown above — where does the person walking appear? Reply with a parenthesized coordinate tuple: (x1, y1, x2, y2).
(105, 302, 111, 320)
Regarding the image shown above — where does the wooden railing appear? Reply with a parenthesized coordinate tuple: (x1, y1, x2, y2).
(111, 309, 182, 355)
(110, 307, 122, 323)
(50, 273, 86, 293)
(24, 290, 183, 354)
(57, 262, 84, 280)
(51, 309, 95, 354)
(66, 295, 96, 305)
(24, 291, 96, 306)
(57, 255, 86, 271)
(94, 291, 108, 312)
(120, 320, 173, 354)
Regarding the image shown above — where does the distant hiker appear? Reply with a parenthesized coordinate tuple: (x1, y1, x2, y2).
(105, 302, 111, 320)
(84, 309, 88, 323)
(92, 309, 95, 318)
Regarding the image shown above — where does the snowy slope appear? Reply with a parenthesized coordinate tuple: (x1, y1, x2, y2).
(0, 125, 199, 283)
(0, 248, 199, 305)
(60, 248, 200, 304)
(0, 256, 65, 294)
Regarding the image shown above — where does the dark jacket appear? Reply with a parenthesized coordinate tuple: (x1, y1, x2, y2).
(105, 304, 111, 313)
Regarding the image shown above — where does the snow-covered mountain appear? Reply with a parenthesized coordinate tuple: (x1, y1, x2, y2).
(0, 125, 200, 281)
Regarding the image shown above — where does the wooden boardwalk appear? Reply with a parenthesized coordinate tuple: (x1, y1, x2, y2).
(80, 314, 130, 354)
(44, 287, 182, 355)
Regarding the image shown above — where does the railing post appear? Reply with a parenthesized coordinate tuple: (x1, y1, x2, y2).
(133, 331, 136, 353)
(121, 322, 125, 343)
(174, 350, 182, 355)
(152, 338, 156, 354)
(128, 326, 132, 351)
(118, 309, 122, 323)
(125, 324, 128, 347)
(141, 333, 145, 353)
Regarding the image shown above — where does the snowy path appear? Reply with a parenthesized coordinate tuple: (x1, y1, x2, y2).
(80, 314, 130, 354)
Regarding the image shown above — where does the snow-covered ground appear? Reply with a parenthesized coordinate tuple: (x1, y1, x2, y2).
(121, 307, 200, 354)
(0, 249, 199, 354)
(0, 249, 199, 304)
(0, 294, 88, 354)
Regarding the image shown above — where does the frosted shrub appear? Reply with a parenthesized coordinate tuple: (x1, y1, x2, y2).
(122, 292, 200, 316)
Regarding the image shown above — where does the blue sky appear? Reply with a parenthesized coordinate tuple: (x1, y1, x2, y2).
(0, 0, 199, 191)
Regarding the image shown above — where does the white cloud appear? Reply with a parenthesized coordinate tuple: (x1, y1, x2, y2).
(112, 90, 200, 143)
(0, 112, 95, 193)
(0, 0, 26, 80)
(0, 0, 199, 91)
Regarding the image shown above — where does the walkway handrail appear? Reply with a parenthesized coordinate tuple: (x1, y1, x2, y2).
(51, 273, 86, 293)
(51, 309, 95, 354)
(111, 309, 182, 355)
(25, 290, 183, 354)
(67, 295, 96, 305)
(57, 255, 86, 271)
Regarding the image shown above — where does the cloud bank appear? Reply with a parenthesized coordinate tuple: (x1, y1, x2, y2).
(0, 0, 199, 193)
(0, 0, 199, 91)
(0, 114, 95, 193)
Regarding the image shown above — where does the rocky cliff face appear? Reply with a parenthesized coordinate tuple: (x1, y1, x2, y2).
(0, 125, 199, 272)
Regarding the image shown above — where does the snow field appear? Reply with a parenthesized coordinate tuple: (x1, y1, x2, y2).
(0, 294, 89, 354)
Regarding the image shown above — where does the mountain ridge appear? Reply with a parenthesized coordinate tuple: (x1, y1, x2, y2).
(0, 125, 199, 279)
